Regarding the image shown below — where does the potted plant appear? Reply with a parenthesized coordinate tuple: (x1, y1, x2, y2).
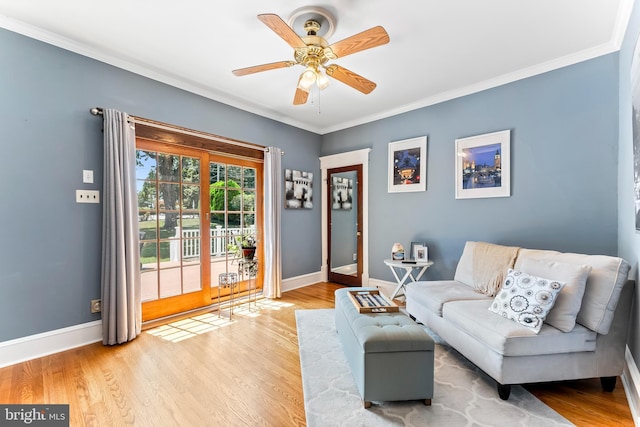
(229, 230, 257, 260)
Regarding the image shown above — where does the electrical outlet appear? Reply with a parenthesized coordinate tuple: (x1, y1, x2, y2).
(91, 299, 101, 313)
(353, 253, 357, 261)
(76, 190, 100, 203)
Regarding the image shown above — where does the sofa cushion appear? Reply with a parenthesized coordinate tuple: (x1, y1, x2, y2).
(518, 258, 591, 332)
(515, 249, 631, 334)
(444, 300, 597, 357)
(488, 269, 566, 333)
(405, 280, 491, 317)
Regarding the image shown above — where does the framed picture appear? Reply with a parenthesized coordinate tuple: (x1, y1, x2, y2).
(632, 34, 640, 229)
(284, 169, 313, 209)
(415, 245, 428, 261)
(410, 241, 428, 260)
(332, 176, 352, 210)
(455, 130, 511, 199)
(388, 136, 427, 193)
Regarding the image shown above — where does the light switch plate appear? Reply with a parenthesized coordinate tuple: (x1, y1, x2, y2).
(83, 170, 94, 184)
(76, 190, 100, 203)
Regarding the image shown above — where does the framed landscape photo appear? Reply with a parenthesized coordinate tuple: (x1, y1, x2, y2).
(388, 136, 427, 193)
(455, 130, 511, 199)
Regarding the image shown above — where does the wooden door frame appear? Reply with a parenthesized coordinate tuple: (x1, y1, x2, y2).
(320, 149, 370, 285)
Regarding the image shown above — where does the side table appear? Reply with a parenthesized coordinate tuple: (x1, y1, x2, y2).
(384, 259, 434, 299)
(218, 272, 238, 318)
(238, 258, 258, 310)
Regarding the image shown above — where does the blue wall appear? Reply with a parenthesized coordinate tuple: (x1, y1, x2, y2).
(0, 28, 321, 341)
(322, 53, 620, 283)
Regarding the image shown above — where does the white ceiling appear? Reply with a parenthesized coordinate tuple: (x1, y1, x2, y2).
(0, 1, 633, 134)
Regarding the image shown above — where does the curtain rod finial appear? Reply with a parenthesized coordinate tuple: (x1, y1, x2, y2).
(90, 107, 103, 116)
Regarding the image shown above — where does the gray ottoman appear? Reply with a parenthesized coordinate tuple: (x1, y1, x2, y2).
(334, 287, 434, 408)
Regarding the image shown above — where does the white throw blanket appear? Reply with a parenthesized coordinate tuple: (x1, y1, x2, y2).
(472, 242, 520, 296)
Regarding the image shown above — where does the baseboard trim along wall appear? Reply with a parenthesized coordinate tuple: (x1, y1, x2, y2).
(281, 271, 324, 292)
(0, 320, 102, 369)
(622, 346, 640, 425)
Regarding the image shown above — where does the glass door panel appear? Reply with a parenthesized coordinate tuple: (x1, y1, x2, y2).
(209, 158, 261, 296)
(137, 143, 210, 321)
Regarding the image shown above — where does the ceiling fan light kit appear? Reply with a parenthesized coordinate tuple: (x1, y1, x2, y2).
(232, 7, 389, 105)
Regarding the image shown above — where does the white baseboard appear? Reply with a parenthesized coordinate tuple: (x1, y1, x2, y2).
(0, 320, 102, 368)
(622, 346, 640, 426)
(282, 271, 324, 292)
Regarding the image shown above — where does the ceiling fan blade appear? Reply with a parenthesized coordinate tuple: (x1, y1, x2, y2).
(328, 26, 390, 58)
(293, 87, 309, 105)
(232, 61, 296, 76)
(258, 14, 307, 49)
(325, 65, 377, 94)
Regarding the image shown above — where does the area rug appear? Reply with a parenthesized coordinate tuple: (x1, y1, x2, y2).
(296, 309, 574, 427)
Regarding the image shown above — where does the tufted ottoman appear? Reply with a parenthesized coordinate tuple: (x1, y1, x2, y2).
(334, 287, 434, 408)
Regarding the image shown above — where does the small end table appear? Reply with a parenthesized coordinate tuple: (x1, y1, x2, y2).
(218, 272, 238, 318)
(238, 258, 258, 310)
(384, 259, 434, 299)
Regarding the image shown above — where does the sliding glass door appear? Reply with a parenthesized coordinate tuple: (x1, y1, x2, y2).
(136, 139, 263, 322)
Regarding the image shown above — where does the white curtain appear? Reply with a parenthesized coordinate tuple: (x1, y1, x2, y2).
(263, 147, 282, 298)
(101, 109, 141, 345)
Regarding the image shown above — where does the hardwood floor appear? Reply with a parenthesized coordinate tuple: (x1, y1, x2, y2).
(0, 282, 634, 426)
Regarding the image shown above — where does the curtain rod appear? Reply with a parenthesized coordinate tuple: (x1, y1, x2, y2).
(89, 107, 284, 155)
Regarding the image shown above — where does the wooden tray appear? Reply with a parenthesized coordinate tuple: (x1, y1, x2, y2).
(348, 290, 399, 313)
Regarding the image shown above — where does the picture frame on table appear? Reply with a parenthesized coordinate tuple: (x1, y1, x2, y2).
(410, 241, 428, 261)
(455, 130, 510, 199)
(388, 136, 427, 193)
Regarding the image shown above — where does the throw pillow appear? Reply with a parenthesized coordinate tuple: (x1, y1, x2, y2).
(518, 258, 591, 332)
(488, 269, 566, 333)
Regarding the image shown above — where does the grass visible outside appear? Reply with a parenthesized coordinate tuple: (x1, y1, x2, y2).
(139, 218, 226, 264)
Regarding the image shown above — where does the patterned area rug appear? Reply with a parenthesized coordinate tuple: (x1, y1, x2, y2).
(296, 309, 574, 427)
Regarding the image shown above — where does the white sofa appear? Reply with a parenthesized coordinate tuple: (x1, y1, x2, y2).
(405, 241, 633, 400)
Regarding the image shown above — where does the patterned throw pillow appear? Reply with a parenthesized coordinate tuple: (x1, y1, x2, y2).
(488, 269, 566, 333)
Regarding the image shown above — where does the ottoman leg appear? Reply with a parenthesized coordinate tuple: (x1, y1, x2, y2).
(424, 398, 432, 406)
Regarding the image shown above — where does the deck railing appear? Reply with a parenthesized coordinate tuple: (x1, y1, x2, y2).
(169, 226, 249, 261)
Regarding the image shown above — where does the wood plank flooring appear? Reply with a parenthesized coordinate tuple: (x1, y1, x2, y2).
(0, 282, 634, 426)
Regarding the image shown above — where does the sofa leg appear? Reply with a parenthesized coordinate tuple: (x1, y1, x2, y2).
(364, 401, 372, 409)
(601, 376, 616, 392)
(497, 383, 511, 400)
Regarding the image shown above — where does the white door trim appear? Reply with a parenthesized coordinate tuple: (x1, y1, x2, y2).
(320, 149, 371, 285)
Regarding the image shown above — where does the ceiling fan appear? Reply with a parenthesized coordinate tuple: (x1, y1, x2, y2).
(232, 8, 390, 105)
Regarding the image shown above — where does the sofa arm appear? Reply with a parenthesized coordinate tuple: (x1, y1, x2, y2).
(594, 279, 635, 376)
